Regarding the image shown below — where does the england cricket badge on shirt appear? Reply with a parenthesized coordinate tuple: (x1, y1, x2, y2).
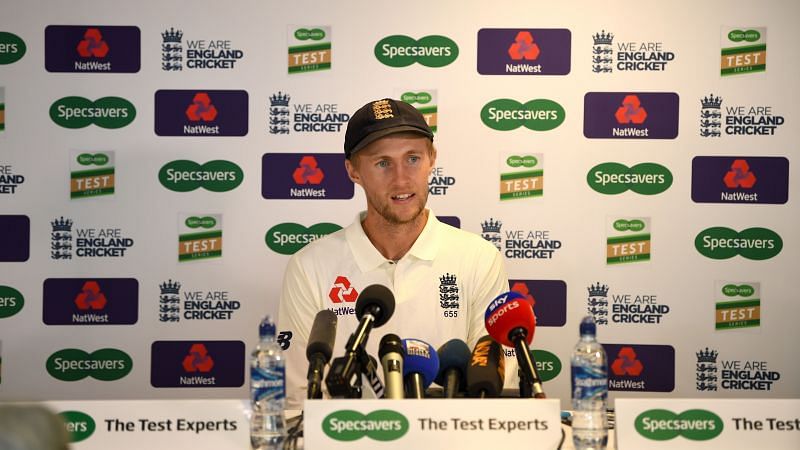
(439, 272, 460, 318)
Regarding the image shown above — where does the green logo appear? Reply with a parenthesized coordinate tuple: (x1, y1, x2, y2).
(635, 409, 723, 441)
(587, 162, 673, 195)
(728, 29, 761, 42)
(49, 96, 136, 129)
(77, 153, 110, 166)
(375, 35, 458, 67)
(0, 32, 27, 64)
(46, 348, 133, 381)
(531, 349, 561, 382)
(159, 160, 243, 192)
(323, 410, 409, 441)
(59, 411, 96, 443)
(722, 284, 755, 297)
(614, 219, 645, 232)
(506, 155, 538, 168)
(295, 28, 326, 40)
(481, 99, 565, 131)
(185, 216, 217, 229)
(266, 223, 342, 255)
(401, 92, 432, 104)
(695, 227, 783, 260)
(0, 285, 24, 318)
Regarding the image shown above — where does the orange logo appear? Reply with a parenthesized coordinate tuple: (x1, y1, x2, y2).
(615, 95, 647, 124)
(508, 31, 540, 60)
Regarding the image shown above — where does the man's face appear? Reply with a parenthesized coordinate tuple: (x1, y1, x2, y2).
(345, 133, 435, 226)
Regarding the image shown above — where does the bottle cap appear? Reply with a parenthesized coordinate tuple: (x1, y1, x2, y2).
(259, 315, 276, 337)
(579, 315, 596, 336)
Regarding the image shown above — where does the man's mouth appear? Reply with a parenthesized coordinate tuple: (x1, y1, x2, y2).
(392, 193, 414, 201)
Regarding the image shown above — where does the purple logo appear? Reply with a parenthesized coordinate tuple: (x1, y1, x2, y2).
(0, 215, 30, 262)
(584, 92, 679, 139)
(150, 340, 244, 388)
(437, 216, 461, 228)
(261, 153, 354, 200)
(602, 343, 675, 392)
(155, 90, 248, 136)
(509, 280, 566, 327)
(477, 28, 571, 75)
(692, 156, 789, 204)
(43, 278, 138, 325)
(45, 25, 141, 73)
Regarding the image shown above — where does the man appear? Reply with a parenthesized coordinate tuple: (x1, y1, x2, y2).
(277, 98, 509, 408)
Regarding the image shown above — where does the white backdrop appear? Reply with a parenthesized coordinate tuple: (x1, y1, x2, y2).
(0, 0, 798, 406)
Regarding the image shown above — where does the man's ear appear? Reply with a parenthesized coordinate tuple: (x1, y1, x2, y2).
(345, 158, 362, 185)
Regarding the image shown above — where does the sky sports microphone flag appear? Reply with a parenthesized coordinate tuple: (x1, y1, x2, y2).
(306, 309, 337, 399)
(402, 338, 439, 399)
(485, 291, 546, 398)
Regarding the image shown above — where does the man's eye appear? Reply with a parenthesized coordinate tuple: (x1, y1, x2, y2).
(408, 156, 420, 163)
(376, 160, 389, 168)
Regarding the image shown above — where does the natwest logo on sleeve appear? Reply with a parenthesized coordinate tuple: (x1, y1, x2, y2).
(477, 28, 571, 75)
(603, 343, 674, 392)
(43, 278, 138, 325)
(155, 90, 248, 136)
(151, 340, 244, 387)
(261, 153, 354, 200)
(584, 92, 678, 139)
(329, 276, 357, 317)
(45, 25, 140, 73)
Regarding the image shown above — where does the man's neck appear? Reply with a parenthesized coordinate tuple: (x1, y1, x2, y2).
(361, 209, 429, 261)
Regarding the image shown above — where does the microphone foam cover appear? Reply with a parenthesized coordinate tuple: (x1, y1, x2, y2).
(306, 309, 338, 361)
(434, 338, 471, 387)
(484, 292, 535, 347)
(355, 284, 395, 327)
(401, 338, 440, 389)
(379, 333, 404, 359)
(466, 335, 505, 398)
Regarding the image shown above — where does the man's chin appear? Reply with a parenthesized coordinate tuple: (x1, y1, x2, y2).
(380, 204, 426, 226)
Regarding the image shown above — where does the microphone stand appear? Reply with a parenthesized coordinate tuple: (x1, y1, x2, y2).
(510, 328, 546, 398)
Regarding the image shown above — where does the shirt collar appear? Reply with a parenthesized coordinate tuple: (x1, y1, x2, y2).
(345, 209, 440, 273)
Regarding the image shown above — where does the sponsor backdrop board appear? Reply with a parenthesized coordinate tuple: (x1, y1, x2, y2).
(0, 0, 798, 410)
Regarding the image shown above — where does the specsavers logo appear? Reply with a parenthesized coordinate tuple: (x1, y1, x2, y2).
(481, 99, 564, 131)
(46, 348, 133, 381)
(0, 32, 26, 64)
(635, 409, 723, 441)
(50, 96, 136, 129)
(159, 160, 243, 192)
(265, 222, 342, 255)
(58, 411, 96, 443)
(375, 35, 458, 67)
(323, 410, 409, 441)
(694, 227, 782, 260)
(587, 162, 672, 195)
(0, 285, 24, 318)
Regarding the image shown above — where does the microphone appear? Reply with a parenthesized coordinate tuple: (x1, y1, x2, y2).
(325, 284, 395, 398)
(401, 338, 439, 399)
(379, 333, 405, 399)
(434, 339, 471, 398)
(485, 291, 546, 398)
(466, 335, 505, 398)
(306, 310, 337, 399)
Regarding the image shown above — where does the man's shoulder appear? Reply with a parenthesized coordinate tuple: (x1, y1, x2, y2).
(291, 226, 349, 261)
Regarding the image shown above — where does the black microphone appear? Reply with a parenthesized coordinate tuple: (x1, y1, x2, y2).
(325, 284, 395, 397)
(434, 339, 471, 398)
(379, 334, 405, 399)
(306, 309, 337, 399)
(466, 335, 505, 398)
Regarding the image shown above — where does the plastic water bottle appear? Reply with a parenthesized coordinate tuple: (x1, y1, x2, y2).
(250, 315, 286, 449)
(571, 316, 608, 450)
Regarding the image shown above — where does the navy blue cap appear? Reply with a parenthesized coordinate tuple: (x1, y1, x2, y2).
(344, 98, 433, 159)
